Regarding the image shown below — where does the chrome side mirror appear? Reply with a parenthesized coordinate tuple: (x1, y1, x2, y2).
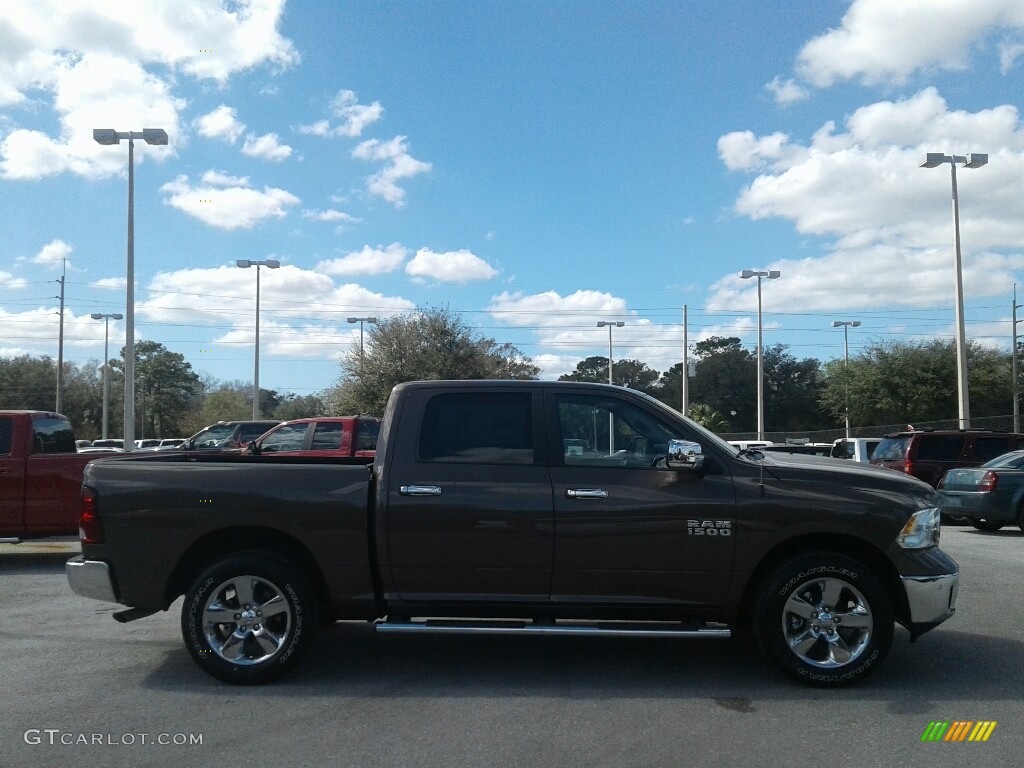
(665, 439, 704, 471)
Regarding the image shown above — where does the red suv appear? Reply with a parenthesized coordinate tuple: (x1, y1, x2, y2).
(870, 429, 1024, 488)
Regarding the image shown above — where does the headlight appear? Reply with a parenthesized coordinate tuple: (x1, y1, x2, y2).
(897, 507, 941, 549)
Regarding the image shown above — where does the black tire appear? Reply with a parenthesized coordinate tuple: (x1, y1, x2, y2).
(752, 552, 893, 687)
(181, 552, 318, 685)
(971, 519, 1005, 532)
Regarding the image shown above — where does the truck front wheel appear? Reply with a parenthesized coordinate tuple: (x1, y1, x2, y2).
(753, 552, 893, 687)
(181, 553, 318, 685)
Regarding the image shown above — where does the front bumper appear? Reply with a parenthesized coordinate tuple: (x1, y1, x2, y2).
(66, 556, 119, 604)
(901, 569, 959, 638)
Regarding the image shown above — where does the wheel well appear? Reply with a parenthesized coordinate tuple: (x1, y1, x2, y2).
(165, 527, 333, 620)
(733, 534, 910, 627)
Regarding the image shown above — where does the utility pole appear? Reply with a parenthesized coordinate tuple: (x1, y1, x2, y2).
(54, 260, 66, 413)
(1014, 284, 1021, 434)
(681, 305, 689, 417)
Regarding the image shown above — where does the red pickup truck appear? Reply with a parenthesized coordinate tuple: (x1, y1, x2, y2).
(0, 411, 113, 541)
(247, 416, 380, 457)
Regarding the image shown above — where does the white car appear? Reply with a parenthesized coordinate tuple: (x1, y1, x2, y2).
(830, 437, 881, 463)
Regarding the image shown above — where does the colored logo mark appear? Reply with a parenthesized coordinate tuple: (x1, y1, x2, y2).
(921, 721, 997, 742)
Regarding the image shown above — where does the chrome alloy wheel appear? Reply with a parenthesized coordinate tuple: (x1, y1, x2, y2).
(201, 574, 293, 665)
(781, 576, 873, 669)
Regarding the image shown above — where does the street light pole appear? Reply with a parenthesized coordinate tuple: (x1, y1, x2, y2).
(93, 128, 168, 449)
(739, 269, 781, 441)
(920, 152, 988, 430)
(1013, 284, 1021, 434)
(831, 320, 861, 438)
(91, 313, 124, 440)
(346, 316, 379, 381)
(54, 261, 65, 413)
(596, 320, 625, 454)
(237, 259, 280, 419)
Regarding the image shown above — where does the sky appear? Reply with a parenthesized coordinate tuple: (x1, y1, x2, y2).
(2, 0, 1024, 400)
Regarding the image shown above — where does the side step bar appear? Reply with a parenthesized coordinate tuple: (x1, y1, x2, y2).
(375, 618, 731, 639)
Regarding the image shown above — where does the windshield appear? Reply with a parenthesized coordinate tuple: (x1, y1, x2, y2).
(631, 389, 739, 456)
(982, 451, 1024, 469)
(190, 424, 236, 448)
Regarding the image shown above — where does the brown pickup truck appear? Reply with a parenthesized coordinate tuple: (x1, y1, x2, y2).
(0, 410, 114, 541)
(66, 381, 959, 687)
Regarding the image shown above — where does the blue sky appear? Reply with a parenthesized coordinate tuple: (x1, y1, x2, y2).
(2, 0, 1024, 399)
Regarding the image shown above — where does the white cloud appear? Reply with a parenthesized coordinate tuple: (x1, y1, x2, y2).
(406, 248, 497, 283)
(296, 119, 331, 137)
(352, 136, 431, 207)
(193, 105, 246, 143)
(0, 52, 181, 180)
(795, 0, 1024, 87)
(330, 89, 384, 137)
(301, 209, 360, 223)
(201, 169, 251, 186)
(297, 90, 384, 139)
(0, 0, 296, 179)
(316, 243, 408, 277)
(90, 277, 127, 290)
(241, 132, 292, 161)
(486, 290, 689, 378)
(32, 238, 73, 266)
(160, 172, 300, 229)
(138, 265, 414, 359)
(714, 89, 1024, 311)
(0, 271, 28, 289)
(765, 76, 809, 106)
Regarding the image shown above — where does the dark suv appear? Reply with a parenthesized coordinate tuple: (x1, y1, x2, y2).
(870, 429, 1024, 487)
(184, 420, 281, 451)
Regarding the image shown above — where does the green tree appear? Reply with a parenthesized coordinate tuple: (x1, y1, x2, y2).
(108, 341, 202, 438)
(819, 338, 1013, 426)
(273, 393, 326, 420)
(686, 403, 730, 432)
(762, 344, 832, 432)
(559, 356, 660, 393)
(687, 337, 756, 432)
(0, 355, 103, 437)
(327, 307, 539, 415)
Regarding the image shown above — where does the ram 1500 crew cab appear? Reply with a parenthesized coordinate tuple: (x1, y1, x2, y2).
(67, 381, 959, 687)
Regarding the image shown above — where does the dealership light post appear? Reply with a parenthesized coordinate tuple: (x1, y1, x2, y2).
(347, 316, 378, 381)
(739, 269, 781, 441)
(920, 151, 988, 429)
(93, 128, 168, 448)
(831, 320, 861, 438)
(237, 259, 280, 419)
(90, 312, 123, 440)
(597, 320, 625, 454)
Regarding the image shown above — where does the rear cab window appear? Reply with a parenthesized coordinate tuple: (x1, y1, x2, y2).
(31, 414, 76, 454)
(418, 392, 535, 464)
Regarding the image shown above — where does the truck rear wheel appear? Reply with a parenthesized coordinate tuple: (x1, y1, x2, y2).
(752, 552, 893, 687)
(181, 553, 318, 685)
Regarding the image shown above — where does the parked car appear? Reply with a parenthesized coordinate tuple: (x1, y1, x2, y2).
(182, 420, 281, 451)
(75, 439, 93, 451)
(831, 437, 881, 463)
(157, 438, 186, 448)
(248, 416, 381, 457)
(134, 439, 162, 449)
(870, 429, 1024, 487)
(937, 449, 1024, 531)
(0, 411, 115, 540)
(91, 438, 125, 449)
(67, 380, 958, 688)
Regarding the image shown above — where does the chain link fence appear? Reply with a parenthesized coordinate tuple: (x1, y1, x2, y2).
(721, 414, 1022, 445)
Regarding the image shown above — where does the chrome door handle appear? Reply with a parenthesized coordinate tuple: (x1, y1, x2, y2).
(400, 485, 442, 496)
(565, 488, 608, 499)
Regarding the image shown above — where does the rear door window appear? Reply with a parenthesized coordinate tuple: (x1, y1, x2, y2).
(874, 437, 910, 461)
(972, 436, 1013, 463)
(915, 436, 965, 461)
(418, 392, 535, 464)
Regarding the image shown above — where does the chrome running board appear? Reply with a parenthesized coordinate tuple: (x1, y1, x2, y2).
(375, 618, 731, 639)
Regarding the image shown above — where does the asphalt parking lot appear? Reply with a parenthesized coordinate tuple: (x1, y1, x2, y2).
(1, 528, 1022, 768)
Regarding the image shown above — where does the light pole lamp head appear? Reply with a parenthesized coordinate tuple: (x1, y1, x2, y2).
(739, 270, 755, 279)
(91, 313, 103, 320)
(965, 153, 988, 169)
(93, 129, 120, 145)
(767, 270, 781, 279)
(920, 152, 948, 168)
(236, 259, 252, 268)
(264, 259, 280, 269)
(141, 129, 168, 145)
